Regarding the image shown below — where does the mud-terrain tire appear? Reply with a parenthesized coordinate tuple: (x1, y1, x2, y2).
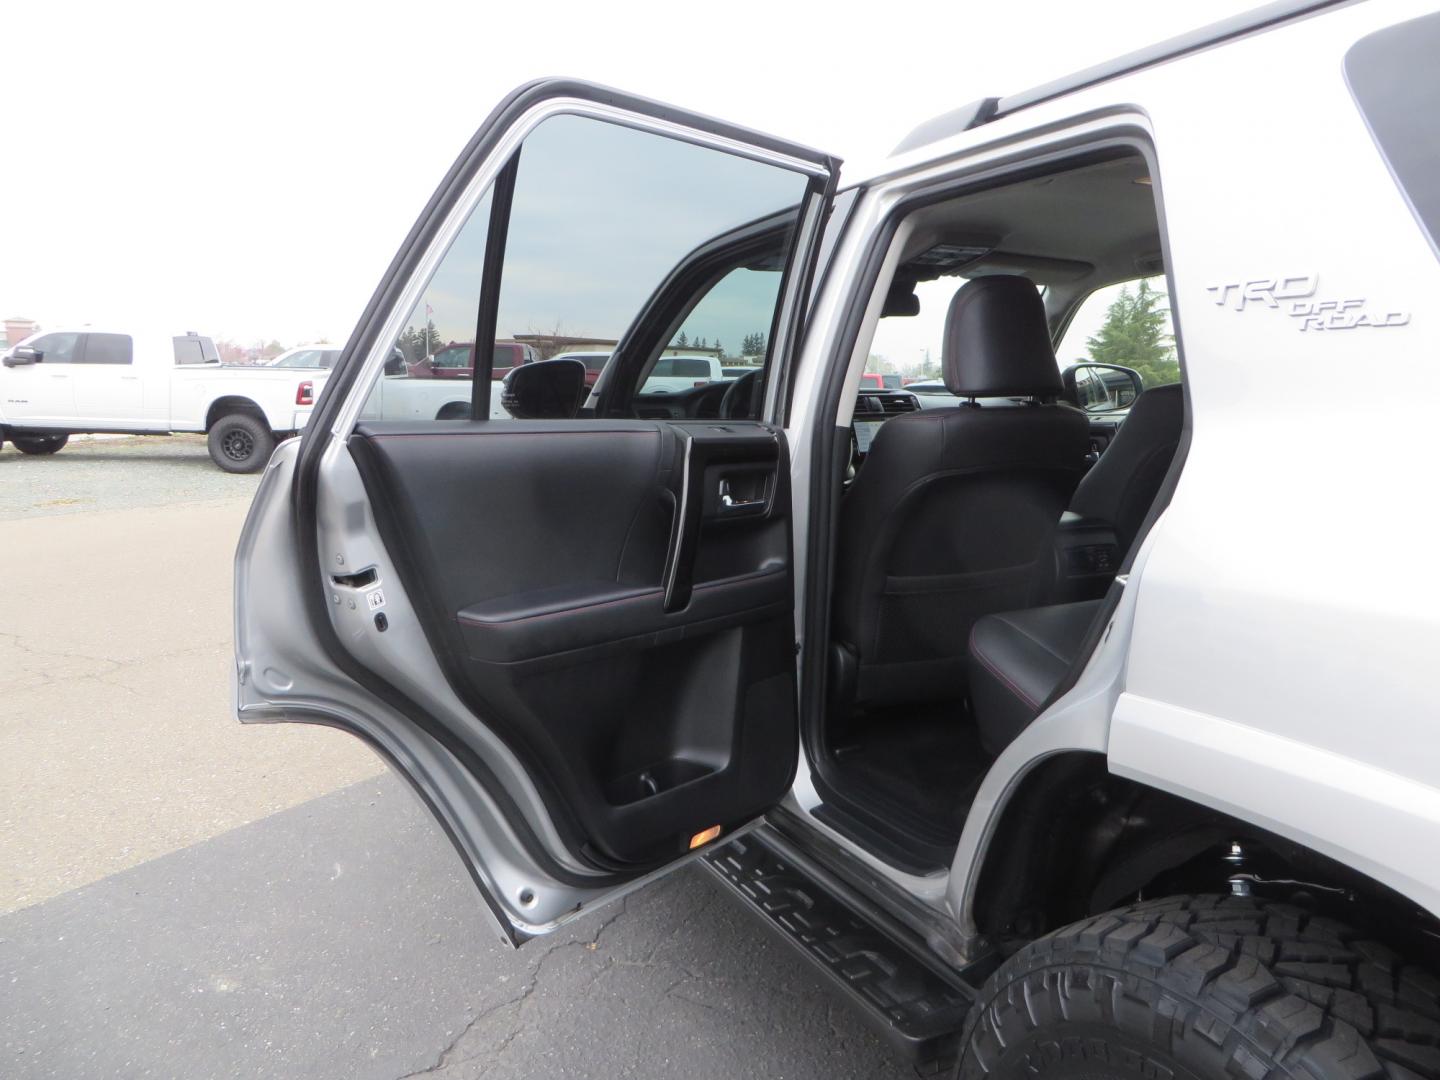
(957, 894, 1440, 1080)
(207, 412, 274, 473)
(12, 433, 68, 455)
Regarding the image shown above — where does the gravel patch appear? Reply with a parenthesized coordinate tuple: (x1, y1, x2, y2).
(0, 434, 265, 520)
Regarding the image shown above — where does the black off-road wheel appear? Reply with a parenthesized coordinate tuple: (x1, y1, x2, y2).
(12, 433, 69, 455)
(207, 413, 274, 474)
(958, 894, 1440, 1080)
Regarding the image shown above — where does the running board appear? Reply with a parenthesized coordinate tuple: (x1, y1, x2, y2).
(701, 827, 973, 1069)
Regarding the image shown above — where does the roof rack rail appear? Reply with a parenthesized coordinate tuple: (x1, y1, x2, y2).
(891, 0, 1347, 156)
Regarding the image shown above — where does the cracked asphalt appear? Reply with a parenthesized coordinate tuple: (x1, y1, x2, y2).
(0, 437, 912, 1078)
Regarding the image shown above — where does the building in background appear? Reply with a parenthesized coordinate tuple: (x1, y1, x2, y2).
(2, 317, 39, 350)
(513, 333, 723, 361)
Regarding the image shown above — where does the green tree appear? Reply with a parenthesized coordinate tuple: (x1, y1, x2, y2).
(1085, 279, 1179, 387)
(741, 331, 768, 358)
(398, 322, 443, 363)
(912, 348, 940, 381)
(676, 331, 689, 347)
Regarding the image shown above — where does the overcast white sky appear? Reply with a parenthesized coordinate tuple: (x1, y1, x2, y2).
(2, 0, 1252, 347)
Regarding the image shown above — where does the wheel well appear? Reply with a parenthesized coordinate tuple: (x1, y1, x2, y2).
(434, 401, 470, 420)
(972, 751, 1440, 963)
(205, 397, 268, 431)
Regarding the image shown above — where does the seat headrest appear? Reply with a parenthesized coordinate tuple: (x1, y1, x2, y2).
(942, 275, 1062, 398)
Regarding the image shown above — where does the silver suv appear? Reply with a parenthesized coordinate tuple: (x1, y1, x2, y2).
(234, 3, 1440, 1075)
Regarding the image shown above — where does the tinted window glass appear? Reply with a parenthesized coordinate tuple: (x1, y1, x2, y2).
(173, 337, 206, 365)
(1346, 12, 1440, 259)
(83, 333, 133, 365)
(360, 115, 810, 423)
(641, 263, 784, 402)
(670, 358, 711, 378)
(494, 117, 804, 370)
(31, 332, 83, 363)
(431, 345, 472, 371)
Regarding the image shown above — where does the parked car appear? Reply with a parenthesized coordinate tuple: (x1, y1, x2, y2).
(857, 372, 901, 389)
(549, 350, 610, 387)
(356, 340, 535, 422)
(900, 377, 959, 407)
(265, 344, 343, 369)
(1, 328, 327, 472)
(404, 340, 536, 380)
(639, 354, 723, 392)
(234, 7, 1440, 1077)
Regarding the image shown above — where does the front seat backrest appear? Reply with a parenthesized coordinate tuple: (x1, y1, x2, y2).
(832, 275, 1090, 709)
(1069, 382, 1184, 558)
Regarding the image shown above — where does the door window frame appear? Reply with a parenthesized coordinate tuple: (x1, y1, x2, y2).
(789, 122, 1194, 891)
(315, 92, 835, 446)
(28, 332, 84, 364)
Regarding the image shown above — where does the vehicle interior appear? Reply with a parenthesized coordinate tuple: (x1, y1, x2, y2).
(810, 151, 1186, 873)
(326, 110, 1182, 891)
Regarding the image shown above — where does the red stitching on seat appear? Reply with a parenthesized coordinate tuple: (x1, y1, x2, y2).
(967, 622, 1039, 709)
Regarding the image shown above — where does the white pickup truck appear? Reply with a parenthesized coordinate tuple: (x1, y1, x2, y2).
(0, 327, 330, 472)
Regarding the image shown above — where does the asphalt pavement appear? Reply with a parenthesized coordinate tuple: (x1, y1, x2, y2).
(0, 436, 910, 1079)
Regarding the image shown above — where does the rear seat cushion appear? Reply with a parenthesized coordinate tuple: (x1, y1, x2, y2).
(967, 600, 1103, 755)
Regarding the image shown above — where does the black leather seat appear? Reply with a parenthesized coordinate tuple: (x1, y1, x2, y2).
(1070, 383, 1184, 559)
(967, 599, 1103, 754)
(832, 275, 1090, 708)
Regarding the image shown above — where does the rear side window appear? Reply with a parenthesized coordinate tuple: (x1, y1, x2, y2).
(83, 333, 134, 365)
(173, 337, 206, 365)
(1346, 11, 1440, 259)
(675, 358, 711, 377)
(431, 345, 472, 370)
(1056, 276, 1178, 389)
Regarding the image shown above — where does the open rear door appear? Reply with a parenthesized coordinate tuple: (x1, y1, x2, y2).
(234, 80, 838, 943)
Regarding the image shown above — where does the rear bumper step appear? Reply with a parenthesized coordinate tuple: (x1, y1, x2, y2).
(701, 826, 973, 1068)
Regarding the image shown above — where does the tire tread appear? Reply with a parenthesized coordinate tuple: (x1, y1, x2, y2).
(958, 894, 1440, 1080)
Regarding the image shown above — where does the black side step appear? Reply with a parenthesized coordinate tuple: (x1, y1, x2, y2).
(701, 827, 973, 1070)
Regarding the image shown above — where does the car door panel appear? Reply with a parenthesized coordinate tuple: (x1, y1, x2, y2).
(2, 332, 81, 425)
(236, 79, 837, 938)
(346, 418, 797, 867)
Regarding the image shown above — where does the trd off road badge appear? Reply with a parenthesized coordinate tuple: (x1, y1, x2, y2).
(1205, 274, 1411, 331)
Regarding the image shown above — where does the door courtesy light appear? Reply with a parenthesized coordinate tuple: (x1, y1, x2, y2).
(688, 825, 723, 850)
(296, 381, 314, 405)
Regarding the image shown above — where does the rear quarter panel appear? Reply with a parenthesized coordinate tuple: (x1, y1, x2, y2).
(1103, 0, 1440, 914)
(168, 367, 327, 432)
